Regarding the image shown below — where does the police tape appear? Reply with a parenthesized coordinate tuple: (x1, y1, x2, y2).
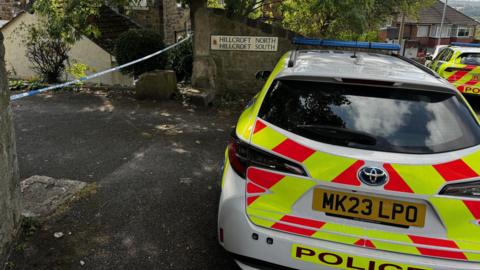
(10, 34, 193, 101)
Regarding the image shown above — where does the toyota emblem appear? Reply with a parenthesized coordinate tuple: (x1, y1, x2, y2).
(358, 166, 388, 186)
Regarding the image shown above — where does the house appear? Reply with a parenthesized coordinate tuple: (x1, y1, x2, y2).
(0, 0, 24, 27)
(0, 0, 190, 86)
(379, 0, 480, 57)
(1, 6, 139, 86)
(0, 0, 17, 21)
(126, 0, 190, 44)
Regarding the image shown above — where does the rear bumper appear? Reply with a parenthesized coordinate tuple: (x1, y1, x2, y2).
(218, 165, 480, 270)
(232, 254, 296, 270)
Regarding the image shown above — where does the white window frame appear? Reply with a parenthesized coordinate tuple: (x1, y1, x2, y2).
(130, 0, 149, 10)
(417, 25, 429, 37)
(456, 26, 471, 37)
(429, 24, 451, 38)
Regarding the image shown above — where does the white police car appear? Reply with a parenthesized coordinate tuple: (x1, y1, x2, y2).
(218, 38, 480, 270)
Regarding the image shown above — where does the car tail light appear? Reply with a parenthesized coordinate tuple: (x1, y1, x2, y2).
(228, 131, 307, 178)
(444, 67, 474, 72)
(219, 228, 224, 243)
(440, 180, 480, 198)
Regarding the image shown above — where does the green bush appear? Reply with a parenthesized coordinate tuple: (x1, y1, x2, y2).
(167, 39, 193, 82)
(114, 29, 167, 77)
(21, 23, 70, 83)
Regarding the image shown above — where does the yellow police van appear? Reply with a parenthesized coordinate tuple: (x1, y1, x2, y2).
(218, 38, 480, 270)
(427, 42, 480, 95)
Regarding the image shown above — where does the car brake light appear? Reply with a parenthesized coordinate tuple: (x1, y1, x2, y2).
(228, 131, 307, 178)
(444, 67, 474, 72)
(219, 228, 224, 243)
(440, 180, 480, 198)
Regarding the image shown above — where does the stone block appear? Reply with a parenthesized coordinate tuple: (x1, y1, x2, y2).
(180, 87, 215, 107)
(135, 70, 178, 100)
(20, 176, 87, 219)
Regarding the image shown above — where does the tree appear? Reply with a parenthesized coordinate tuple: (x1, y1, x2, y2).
(32, 0, 137, 44)
(26, 0, 136, 82)
(32, 0, 102, 44)
(23, 23, 70, 83)
(223, 0, 266, 17)
(208, 0, 435, 40)
(280, 0, 435, 39)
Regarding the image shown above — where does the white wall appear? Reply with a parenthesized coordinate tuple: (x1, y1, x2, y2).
(1, 12, 133, 86)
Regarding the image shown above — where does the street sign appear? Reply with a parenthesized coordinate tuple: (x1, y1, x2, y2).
(211, 35, 278, 52)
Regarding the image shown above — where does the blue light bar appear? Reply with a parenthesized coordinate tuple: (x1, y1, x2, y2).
(450, 42, 480, 48)
(292, 37, 401, 51)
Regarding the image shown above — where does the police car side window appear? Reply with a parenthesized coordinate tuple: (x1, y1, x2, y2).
(434, 49, 447, 61)
(443, 49, 453, 61)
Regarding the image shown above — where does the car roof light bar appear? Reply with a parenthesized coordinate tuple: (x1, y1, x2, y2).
(292, 37, 401, 51)
(450, 42, 480, 48)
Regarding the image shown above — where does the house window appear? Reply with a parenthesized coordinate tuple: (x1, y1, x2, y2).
(457, 27, 472, 37)
(429, 24, 451, 38)
(417, 25, 429, 37)
(130, 0, 148, 10)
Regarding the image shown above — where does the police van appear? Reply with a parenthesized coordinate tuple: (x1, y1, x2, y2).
(218, 38, 480, 270)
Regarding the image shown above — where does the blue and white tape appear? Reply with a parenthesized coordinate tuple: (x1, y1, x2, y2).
(10, 34, 192, 101)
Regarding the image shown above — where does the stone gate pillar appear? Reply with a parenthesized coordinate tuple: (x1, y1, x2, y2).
(0, 31, 21, 263)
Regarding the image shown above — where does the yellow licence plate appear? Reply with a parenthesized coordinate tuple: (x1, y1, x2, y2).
(312, 188, 426, 227)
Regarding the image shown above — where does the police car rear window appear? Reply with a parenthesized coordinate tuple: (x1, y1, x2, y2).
(258, 80, 480, 154)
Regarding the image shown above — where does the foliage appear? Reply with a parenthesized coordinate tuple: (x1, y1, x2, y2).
(207, 0, 224, 8)
(32, 0, 137, 44)
(204, 0, 435, 40)
(26, 78, 45, 91)
(67, 61, 95, 85)
(8, 80, 27, 91)
(167, 39, 193, 82)
(223, 0, 271, 18)
(114, 29, 167, 77)
(32, 0, 101, 44)
(20, 22, 71, 83)
(280, 0, 436, 39)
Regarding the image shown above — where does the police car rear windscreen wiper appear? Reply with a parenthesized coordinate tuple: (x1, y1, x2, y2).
(296, 125, 377, 146)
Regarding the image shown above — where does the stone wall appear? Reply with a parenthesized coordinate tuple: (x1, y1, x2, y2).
(127, 0, 190, 44)
(0, 32, 21, 264)
(192, 8, 298, 94)
(162, 0, 190, 44)
(128, 0, 163, 35)
(0, 0, 15, 20)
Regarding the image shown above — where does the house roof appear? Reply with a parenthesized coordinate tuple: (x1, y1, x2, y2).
(406, 0, 480, 26)
(0, 20, 10, 28)
(90, 6, 142, 54)
(0, 11, 26, 31)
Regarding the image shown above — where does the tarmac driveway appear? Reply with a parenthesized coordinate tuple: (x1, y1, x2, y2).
(8, 91, 480, 270)
(10, 91, 240, 269)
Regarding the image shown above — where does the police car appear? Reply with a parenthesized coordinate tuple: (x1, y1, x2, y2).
(218, 38, 480, 270)
(427, 42, 480, 95)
